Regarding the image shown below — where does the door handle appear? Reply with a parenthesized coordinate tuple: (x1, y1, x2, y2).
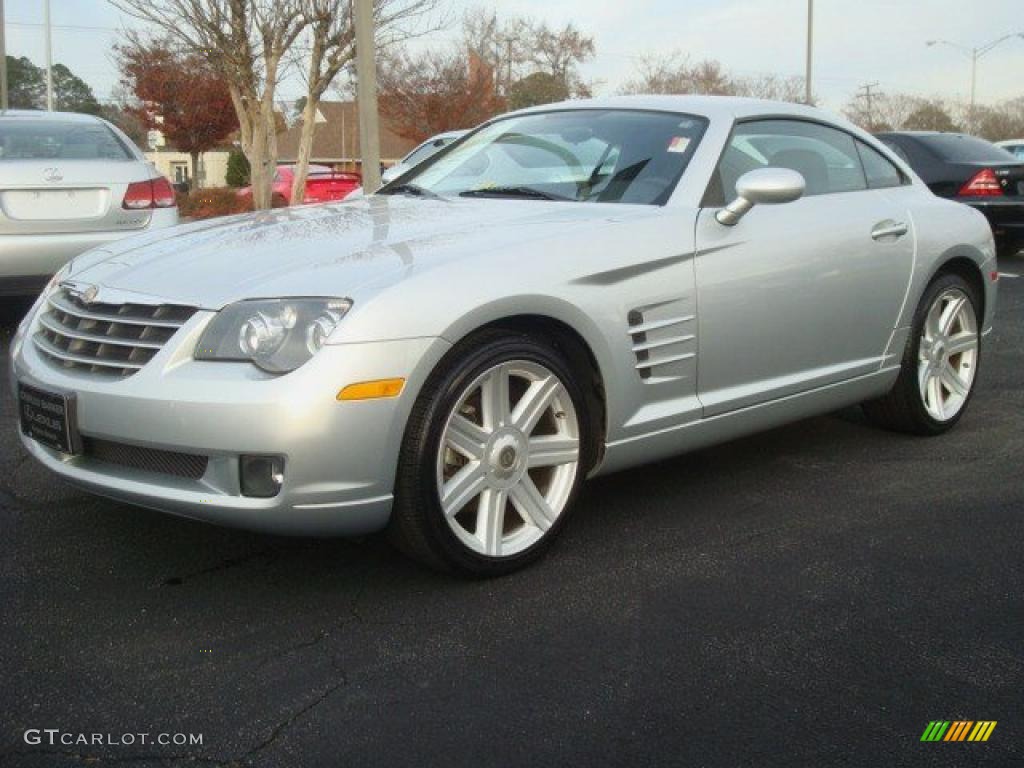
(871, 220, 909, 241)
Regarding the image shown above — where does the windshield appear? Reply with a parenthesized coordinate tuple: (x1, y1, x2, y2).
(0, 119, 133, 161)
(390, 110, 708, 205)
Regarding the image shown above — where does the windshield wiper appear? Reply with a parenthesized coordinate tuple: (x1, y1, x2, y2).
(380, 183, 444, 200)
(460, 186, 570, 201)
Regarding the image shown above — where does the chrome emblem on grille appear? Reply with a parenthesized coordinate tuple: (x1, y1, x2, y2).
(43, 167, 64, 183)
(65, 283, 100, 305)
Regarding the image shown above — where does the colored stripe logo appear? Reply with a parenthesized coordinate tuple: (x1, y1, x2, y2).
(921, 721, 997, 742)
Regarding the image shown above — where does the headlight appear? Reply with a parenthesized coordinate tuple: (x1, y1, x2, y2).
(195, 298, 353, 373)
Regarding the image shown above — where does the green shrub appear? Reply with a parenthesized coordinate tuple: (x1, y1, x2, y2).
(225, 150, 251, 188)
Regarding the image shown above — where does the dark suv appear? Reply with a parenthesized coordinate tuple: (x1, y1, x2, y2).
(876, 131, 1024, 255)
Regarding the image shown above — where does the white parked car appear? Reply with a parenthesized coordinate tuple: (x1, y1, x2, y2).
(995, 139, 1024, 160)
(0, 110, 178, 297)
(345, 130, 468, 200)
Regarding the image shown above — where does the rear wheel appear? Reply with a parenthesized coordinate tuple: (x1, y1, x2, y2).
(389, 331, 593, 576)
(863, 273, 981, 435)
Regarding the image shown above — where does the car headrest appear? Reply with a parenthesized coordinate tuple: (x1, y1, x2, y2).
(770, 149, 828, 196)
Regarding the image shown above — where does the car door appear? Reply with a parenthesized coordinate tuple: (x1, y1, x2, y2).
(694, 119, 915, 417)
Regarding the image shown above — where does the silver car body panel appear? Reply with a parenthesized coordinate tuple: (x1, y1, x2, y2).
(9, 96, 996, 534)
(0, 110, 178, 288)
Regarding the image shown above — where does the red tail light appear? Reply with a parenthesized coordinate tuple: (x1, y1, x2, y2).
(958, 168, 1003, 197)
(123, 178, 177, 210)
(151, 177, 176, 208)
(123, 180, 154, 209)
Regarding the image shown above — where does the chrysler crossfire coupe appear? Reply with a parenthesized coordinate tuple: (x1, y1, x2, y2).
(10, 96, 997, 575)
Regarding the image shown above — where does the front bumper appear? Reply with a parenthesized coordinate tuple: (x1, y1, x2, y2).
(10, 308, 450, 535)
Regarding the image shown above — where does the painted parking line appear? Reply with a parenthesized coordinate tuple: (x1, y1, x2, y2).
(998, 272, 1020, 279)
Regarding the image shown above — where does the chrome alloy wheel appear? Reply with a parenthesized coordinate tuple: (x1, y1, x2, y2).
(436, 360, 580, 558)
(918, 287, 978, 422)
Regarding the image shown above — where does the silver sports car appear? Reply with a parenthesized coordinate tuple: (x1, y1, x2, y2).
(10, 96, 997, 575)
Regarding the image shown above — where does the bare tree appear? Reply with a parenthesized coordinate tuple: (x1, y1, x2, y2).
(530, 21, 594, 96)
(622, 54, 737, 96)
(461, 11, 593, 98)
(288, 0, 442, 204)
(110, 0, 305, 209)
(739, 73, 808, 104)
(844, 92, 961, 133)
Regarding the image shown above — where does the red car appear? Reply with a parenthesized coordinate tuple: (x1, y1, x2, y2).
(237, 164, 361, 206)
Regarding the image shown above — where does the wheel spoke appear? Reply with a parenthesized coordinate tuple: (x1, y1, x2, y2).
(925, 299, 944, 338)
(511, 375, 559, 434)
(528, 435, 579, 468)
(917, 361, 932, 401)
(481, 365, 511, 431)
(938, 295, 966, 336)
(946, 331, 978, 357)
(941, 362, 968, 398)
(440, 462, 486, 518)
(446, 414, 488, 459)
(918, 336, 933, 361)
(476, 488, 507, 556)
(509, 475, 556, 532)
(927, 372, 945, 420)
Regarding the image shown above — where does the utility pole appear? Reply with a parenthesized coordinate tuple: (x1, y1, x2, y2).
(354, 0, 381, 193)
(857, 82, 881, 128)
(0, 0, 8, 111)
(804, 0, 814, 105)
(44, 0, 54, 111)
(927, 34, 1024, 134)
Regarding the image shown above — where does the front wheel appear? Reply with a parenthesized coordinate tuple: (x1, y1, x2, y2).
(389, 331, 594, 576)
(863, 273, 981, 435)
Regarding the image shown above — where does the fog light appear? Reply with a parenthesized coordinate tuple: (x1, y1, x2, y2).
(240, 455, 285, 498)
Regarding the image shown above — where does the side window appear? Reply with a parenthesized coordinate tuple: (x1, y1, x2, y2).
(880, 139, 911, 165)
(856, 141, 908, 189)
(715, 119, 867, 203)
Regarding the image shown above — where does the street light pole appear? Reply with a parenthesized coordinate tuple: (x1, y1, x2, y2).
(927, 33, 1024, 133)
(44, 0, 54, 111)
(354, 0, 382, 194)
(804, 0, 814, 105)
(0, 0, 8, 111)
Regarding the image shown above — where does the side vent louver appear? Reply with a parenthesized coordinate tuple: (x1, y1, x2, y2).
(627, 300, 696, 382)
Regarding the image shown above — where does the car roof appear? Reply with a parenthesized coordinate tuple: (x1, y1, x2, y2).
(0, 109, 103, 123)
(508, 94, 841, 124)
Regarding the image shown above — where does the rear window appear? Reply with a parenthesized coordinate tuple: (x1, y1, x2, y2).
(915, 134, 1016, 163)
(0, 119, 133, 161)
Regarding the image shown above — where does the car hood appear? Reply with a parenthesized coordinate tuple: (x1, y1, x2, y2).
(70, 195, 651, 309)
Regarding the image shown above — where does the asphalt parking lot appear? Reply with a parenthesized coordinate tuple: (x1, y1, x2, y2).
(0, 257, 1021, 768)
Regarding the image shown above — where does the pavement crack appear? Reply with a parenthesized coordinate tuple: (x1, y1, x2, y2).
(162, 548, 277, 586)
(237, 673, 350, 765)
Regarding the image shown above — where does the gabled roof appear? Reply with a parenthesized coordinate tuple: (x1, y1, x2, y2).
(276, 101, 417, 163)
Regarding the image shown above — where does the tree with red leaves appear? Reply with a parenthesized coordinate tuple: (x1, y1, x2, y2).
(116, 36, 238, 188)
(379, 49, 506, 145)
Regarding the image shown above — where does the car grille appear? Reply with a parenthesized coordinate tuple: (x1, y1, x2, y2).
(82, 437, 209, 480)
(33, 288, 197, 378)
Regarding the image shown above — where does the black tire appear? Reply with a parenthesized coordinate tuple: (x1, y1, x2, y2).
(863, 272, 981, 435)
(388, 329, 595, 577)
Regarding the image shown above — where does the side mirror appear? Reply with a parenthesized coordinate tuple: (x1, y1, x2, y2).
(716, 168, 805, 226)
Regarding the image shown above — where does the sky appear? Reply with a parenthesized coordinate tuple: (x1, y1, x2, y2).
(4, 0, 1024, 113)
